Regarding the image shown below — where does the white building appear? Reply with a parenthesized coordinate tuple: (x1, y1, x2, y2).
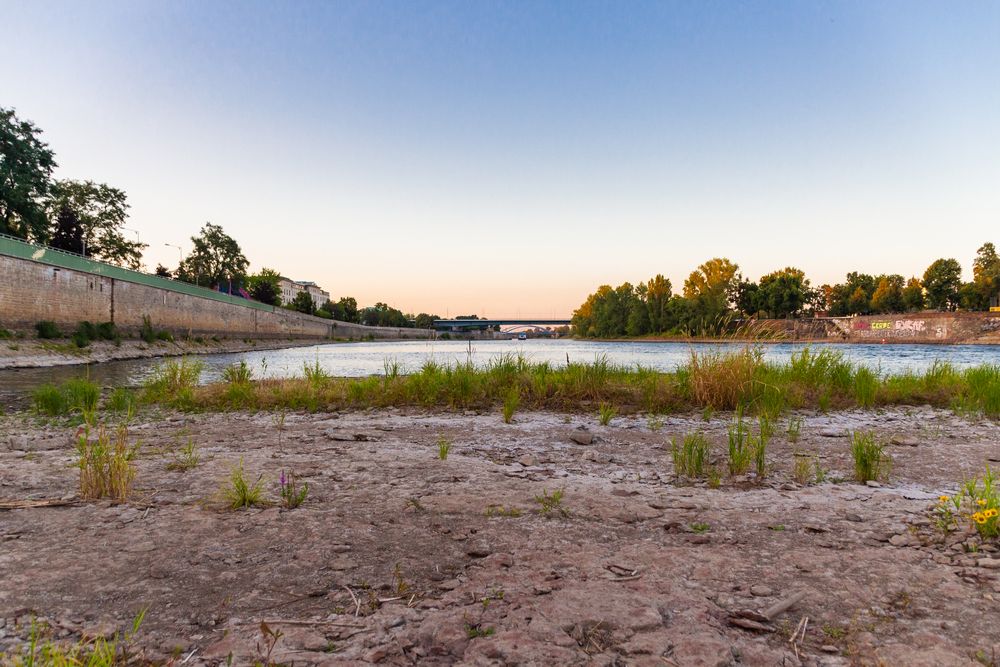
(278, 277, 330, 308)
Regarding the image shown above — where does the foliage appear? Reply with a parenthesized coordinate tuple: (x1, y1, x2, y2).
(142, 358, 203, 405)
(76, 422, 138, 501)
(175, 222, 248, 288)
(437, 436, 452, 460)
(139, 315, 172, 343)
(502, 387, 520, 423)
(326, 296, 360, 323)
(45, 179, 146, 268)
(279, 469, 308, 509)
(223, 458, 266, 509)
(360, 302, 410, 327)
(413, 312, 441, 329)
(32, 377, 100, 416)
(35, 320, 61, 339)
(247, 267, 282, 306)
(597, 402, 616, 425)
(901, 277, 925, 312)
(4, 610, 146, 667)
(754, 267, 812, 318)
(671, 431, 710, 478)
(534, 488, 569, 517)
(222, 360, 254, 384)
(0, 107, 56, 241)
(290, 290, 316, 315)
(870, 275, 905, 314)
(850, 431, 891, 483)
(727, 409, 753, 475)
(154, 263, 172, 278)
(166, 439, 200, 471)
(972, 242, 1000, 310)
(923, 258, 963, 311)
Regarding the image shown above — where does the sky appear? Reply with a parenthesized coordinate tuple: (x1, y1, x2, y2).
(5, 0, 999, 317)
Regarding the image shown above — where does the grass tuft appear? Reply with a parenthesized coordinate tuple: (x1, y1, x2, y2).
(851, 431, 891, 483)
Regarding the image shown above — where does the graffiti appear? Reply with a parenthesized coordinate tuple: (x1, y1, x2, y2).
(850, 318, 930, 339)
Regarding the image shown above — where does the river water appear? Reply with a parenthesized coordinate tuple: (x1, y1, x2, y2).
(1, 339, 999, 394)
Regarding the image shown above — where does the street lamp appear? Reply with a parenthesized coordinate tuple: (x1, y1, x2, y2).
(164, 243, 182, 265)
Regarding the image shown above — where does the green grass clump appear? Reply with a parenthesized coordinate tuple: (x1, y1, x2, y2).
(142, 358, 203, 405)
(223, 458, 265, 509)
(671, 431, 710, 478)
(437, 436, 452, 460)
(76, 423, 138, 502)
(222, 360, 253, 384)
(850, 431, 891, 483)
(32, 384, 68, 416)
(502, 387, 520, 424)
(534, 488, 569, 517)
(35, 320, 61, 339)
(598, 402, 617, 425)
(107, 387, 138, 416)
(32, 377, 101, 417)
(727, 409, 752, 475)
(4, 611, 146, 667)
(166, 439, 200, 471)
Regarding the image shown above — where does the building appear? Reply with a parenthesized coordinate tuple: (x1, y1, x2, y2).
(278, 277, 330, 308)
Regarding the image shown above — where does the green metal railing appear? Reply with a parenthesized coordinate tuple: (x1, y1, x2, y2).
(0, 233, 274, 313)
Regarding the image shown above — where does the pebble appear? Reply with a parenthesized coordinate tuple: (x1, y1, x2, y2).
(889, 534, 909, 547)
(517, 454, 537, 467)
(750, 585, 774, 597)
(569, 431, 594, 445)
(866, 481, 882, 488)
(978, 558, 1000, 569)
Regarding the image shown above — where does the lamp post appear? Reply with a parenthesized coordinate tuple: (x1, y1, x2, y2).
(164, 243, 182, 265)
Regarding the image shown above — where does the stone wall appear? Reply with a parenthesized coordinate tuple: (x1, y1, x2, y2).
(757, 312, 1000, 344)
(0, 254, 433, 341)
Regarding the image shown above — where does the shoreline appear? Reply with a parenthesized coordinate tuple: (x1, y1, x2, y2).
(578, 335, 1000, 346)
(0, 337, 331, 370)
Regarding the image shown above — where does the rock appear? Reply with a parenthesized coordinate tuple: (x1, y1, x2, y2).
(819, 429, 845, 438)
(517, 454, 537, 467)
(866, 480, 882, 488)
(821, 644, 840, 653)
(889, 534, 910, 547)
(890, 435, 919, 447)
(750, 585, 774, 597)
(845, 513, 864, 522)
(466, 543, 491, 558)
(978, 558, 1000, 569)
(569, 430, 594, 445)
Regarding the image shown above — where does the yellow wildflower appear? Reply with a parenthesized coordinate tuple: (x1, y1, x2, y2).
(978, 499, 988, 506)
(974, 513, 987, 524)
(986, 509, 999, 518)
(939, 495, 949, 503)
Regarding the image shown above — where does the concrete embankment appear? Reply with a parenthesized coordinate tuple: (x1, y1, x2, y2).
(0, 235, 434, 344)
(755, 312, 1000, 344)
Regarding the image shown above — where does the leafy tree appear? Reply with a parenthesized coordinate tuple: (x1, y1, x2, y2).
(958, 282, 987, 311)
(732, 279, 760, 318)
(645, 274, 673, 333)
(972, 242, 1000, 308)
(414, 313, 440, 329)
(757, 267, 809, 318)
(901, 277, 925, 312)
(176, 223, 248, 288)
(0, 107, 56, 240)
(45, 180, 146, 268)
(869, 275, 905, 314)
(826, 272, 876, 316)
(360, 302, 410, 328)
(154, 264, 172, 278)
(247, 267, 282, 306)
(683, 258, 739, 331)
(922, 258, 962, 311)
(327, 296, 359, 323)
(290, 290, 316, 315)
(847, 286, 870, 316)
(49, 205, 84, 254)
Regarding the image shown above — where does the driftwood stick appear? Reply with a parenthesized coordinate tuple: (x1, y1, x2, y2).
(0, 499, 75, 510)
(763, 590, 807, 621)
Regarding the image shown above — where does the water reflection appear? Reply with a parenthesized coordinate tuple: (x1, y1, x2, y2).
(1, 339, 998, 395)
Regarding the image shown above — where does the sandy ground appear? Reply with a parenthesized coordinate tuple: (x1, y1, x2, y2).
(0, 338, 324, 370)
(2, 407, 1000, 666)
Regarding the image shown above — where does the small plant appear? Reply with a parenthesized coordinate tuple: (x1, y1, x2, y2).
(303, 359, 329, 386)
(63, 377, 101, 413)
(534, 488, 569, 517)
(707, 466, 722, 488)
(222, 360, 253, 384)
(279, 469, 308, 509)
(437, 436, 452, 460)
(256, 621, 284, 667)
(502, 387, 520, 424)
(35, 320, 61, 339)
(598, 403, 617, 426)
(850, 431, 891, 483)
(166, 439, 200, 471)
(671, 431, 710, 478)
(224, 458, 266, 509)
(32, 383, 68, 416)
(485, 504, 523, 518)
(76, 422, 138, 501)
(727, 408, 752, 475)
(690, 522, 710, 533)
(647, 415, 664, 432)
(792, 452, 812, 485)
(8, 610, 146, 666)
(953, 467, 1000, 539)
(465, 623, 496, 639)
(391, 563, 410, 596)
(107, 387, 137, 416)
(753, 416, 770, 478)
(786, 416, 803, 442)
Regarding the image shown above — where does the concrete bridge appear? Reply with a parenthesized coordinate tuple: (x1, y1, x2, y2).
(433, 318, 571, 331)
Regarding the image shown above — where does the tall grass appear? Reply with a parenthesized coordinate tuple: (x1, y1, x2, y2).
(851, 431, 891, 483)
(32, 377, 101, 417)
(76, 423, 138, 501)
(671, 431, 710, 478)
(132, 346, 1000, 418)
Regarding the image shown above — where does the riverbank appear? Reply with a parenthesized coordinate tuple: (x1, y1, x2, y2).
(0, 337, 330, 370)
(2, 406, 999, 665)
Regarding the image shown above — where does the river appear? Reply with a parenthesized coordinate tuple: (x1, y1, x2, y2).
(1, 339, 1000, 395)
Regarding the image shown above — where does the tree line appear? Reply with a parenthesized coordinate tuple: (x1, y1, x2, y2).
(1, 106, 441, 330)
(572, 245, 1000, 338)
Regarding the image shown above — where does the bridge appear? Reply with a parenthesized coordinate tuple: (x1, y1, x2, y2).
(433, 318, 571, 331)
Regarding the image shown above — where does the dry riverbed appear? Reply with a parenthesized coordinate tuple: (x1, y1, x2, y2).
(0, 338, 323, 370)
(2, 407, 1000, 666)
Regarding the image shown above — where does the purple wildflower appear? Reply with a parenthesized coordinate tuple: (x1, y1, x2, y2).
(280, 470, 286, 487)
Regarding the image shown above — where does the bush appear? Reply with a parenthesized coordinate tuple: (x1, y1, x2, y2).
(35, 320, 61, 339)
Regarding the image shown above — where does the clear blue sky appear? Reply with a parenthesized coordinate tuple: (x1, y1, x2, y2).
(5, 0, 999, 316)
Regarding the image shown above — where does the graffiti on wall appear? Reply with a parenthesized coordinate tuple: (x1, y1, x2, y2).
(851, 319, 947, 339)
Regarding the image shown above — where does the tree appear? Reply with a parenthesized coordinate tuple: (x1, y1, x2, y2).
(154, 264, 172, 278)
(247, 267, 282, 306)
(0, 107, 56, 241)
(923, 258, 962, 311)
(414, 313, 439, 329)
(869, 275, 905, 314)
(645, 274, 673, 333)
(757, 267, 810, 318)
(732, 279, 761, 318)
(176, 223, 248, 288)
(45, 180, 146, 268)
(901, 277, 925, 312)
(958, 282, 986, 311)
(328, 296, 359, 323)
(972, 242, 1000, 309)
(360, 302, 409, 327)
(49, 205, 84, 255)
(290, 290, 315, 315)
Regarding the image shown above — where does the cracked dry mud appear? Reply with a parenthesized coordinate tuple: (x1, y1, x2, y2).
(2, 407, 1000, 666)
